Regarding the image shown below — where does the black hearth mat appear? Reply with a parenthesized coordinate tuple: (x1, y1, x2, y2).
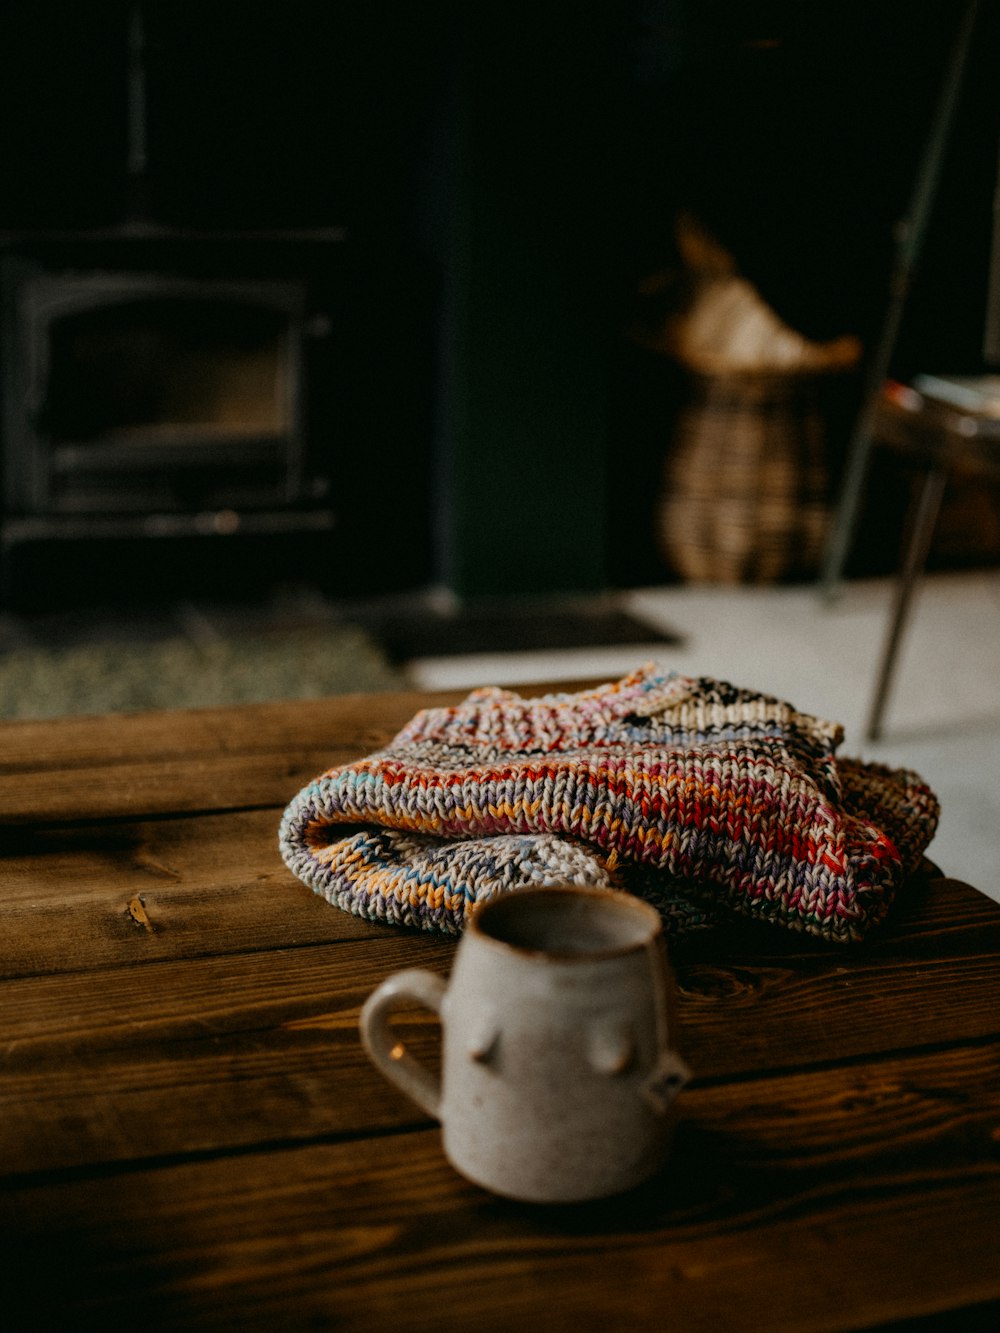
(353, 603, 680, 663)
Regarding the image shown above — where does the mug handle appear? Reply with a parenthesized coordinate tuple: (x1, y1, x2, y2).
(359, 968, 447, 1118)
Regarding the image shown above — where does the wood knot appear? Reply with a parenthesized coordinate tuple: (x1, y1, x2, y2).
(125, 893, 155, 933)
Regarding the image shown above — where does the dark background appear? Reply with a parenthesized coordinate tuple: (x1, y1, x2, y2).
(0, 0, 997, 600)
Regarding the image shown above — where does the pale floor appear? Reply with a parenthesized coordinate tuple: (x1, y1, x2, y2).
(408, 570, 1000, 901)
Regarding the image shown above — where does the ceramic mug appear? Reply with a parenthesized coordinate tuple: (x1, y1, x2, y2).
(360, 884, 691, 1203)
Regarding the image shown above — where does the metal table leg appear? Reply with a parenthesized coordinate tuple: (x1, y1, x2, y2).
(866, 462, 948, 741)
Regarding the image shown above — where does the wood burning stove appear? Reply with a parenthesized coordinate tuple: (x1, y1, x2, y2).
(0, 250, 339, 591)
(4, 266, 312, 520)
(0, 2, 437, 605)
(0, 3, 350, 601)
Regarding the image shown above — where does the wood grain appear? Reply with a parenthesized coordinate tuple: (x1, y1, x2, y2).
(1, 1119, 997, 1332)
(1, 691, 998, 1331)
(3, 872, 998, 1179)
(0, 689, 468, 823)
(1, 808, 376, 978)
(1, 684, 602, 824)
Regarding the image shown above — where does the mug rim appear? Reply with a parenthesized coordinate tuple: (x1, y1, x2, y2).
(468, 884, 662, 961)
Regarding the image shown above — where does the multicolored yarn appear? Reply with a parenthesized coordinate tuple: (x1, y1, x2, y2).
(278, 665, 940, 944)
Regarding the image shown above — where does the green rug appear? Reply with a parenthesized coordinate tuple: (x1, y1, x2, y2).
(0, 625, 408, 720)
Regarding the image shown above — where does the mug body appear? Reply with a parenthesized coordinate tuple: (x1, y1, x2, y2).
(438, 886, 684, 1203)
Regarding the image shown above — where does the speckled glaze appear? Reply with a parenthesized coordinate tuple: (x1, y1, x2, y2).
(360, 884, 690, 1203)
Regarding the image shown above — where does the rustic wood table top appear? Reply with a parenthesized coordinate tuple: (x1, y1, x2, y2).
(2, 687, 999, 1331)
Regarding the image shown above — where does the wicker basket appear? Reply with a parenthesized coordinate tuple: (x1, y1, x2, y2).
(657, 369, 836, 583)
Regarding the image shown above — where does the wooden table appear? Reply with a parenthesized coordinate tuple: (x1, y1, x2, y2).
(3, 688, 999, 1331)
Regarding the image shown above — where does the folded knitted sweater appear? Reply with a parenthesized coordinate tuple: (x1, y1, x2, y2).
(279, 666, 940, 944)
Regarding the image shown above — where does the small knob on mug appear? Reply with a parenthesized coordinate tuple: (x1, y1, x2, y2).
(587, 1018, 636, 1075)
(465, 1008, 501, 1064)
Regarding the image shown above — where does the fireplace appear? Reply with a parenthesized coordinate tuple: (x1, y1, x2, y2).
(0, 248, 341, 608)
(0, 3, 437, 606)
(0, 0, 351, 601)
(4, 266, 313, 518)
(0, 4, 450, 607)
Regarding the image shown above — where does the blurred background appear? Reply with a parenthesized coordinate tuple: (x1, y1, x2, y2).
(0, 1, 998, 889)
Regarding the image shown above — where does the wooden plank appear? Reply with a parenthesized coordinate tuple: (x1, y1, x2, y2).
(2, 896, 998, 1178)
(4, 870, 997, 1068)
(676, 948, 1000, 1074)
(0, 690, 453, 773)
(1, 1115, 997, 1331)
(0, 746, 348, 825)
(4, 798, 995, 983)
(0, 683, 595, 823)
(2, 974, 997, 1180)
(1, 808, 378, 978)
(0, 689, 469, 823)
(0, 941, 452, 1178)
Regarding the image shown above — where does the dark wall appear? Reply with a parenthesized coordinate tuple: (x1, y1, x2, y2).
(616, 0, 998, 356)
(0, 1, 448, 235)
(1, 2, 996, 597)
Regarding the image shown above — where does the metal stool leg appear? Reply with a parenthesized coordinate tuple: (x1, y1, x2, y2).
(866, 463, 948, 741)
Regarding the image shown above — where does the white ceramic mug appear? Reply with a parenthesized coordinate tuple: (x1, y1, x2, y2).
(360, 884, 691, 1203)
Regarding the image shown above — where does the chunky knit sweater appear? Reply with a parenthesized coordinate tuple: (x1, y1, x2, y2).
(279, 666, 940, 944)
